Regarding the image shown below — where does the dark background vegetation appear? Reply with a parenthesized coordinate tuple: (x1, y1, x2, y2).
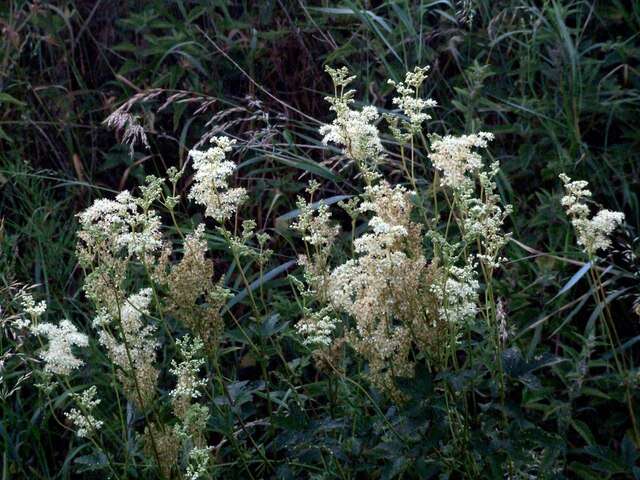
(1, 0, 640, 478)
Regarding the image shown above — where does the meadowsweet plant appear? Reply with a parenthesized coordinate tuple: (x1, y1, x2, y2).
(19, 293, 46, 324)
(559, 173, 638, 441)
(167, 336, 213, 480)
(295, 66, 513, 401)
(188, 136, 247, 222)
(64, 386, 104, 438)
(10, 133, 251, 478)
(319, 66, 385, 177)
(10, 61, 637, 479)
(559, 173, 625, 257)
(30, 319, 88, 376)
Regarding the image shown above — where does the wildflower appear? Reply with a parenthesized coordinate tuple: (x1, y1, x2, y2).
(65, 386, 104, 438)
(431, 262, 479, 327)
(429, 132, 494, 188)
(184, 446, 213, 480)
(31, 320, 88, 376)
(170, 336, 207, 418)
(95, 288, 158, 409)
(559, 173, 625, 256)
(292, 201, 340, 249)
(320, 106, 384, 169)
(296, 306, 339, 347)
(188, 136, 247, 222)
(169, 337, 212, 480)
(14, 293, 47, 329)
(77, 190, 163, 265)
(292, 182, 341, 305)
(459, 163, 513, 267)
(388, 66, 437, 133)
(326, 181, 424, 395)
(165, 224, 230, 349)
(21, 293, 46, 319)
(320, 66, 384, 172)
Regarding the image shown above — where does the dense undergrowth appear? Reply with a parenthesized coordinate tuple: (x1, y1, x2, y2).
(1, 1, 640, 479)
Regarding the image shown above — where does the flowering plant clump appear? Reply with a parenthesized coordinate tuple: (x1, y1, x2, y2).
(64, 385, 104, 438)
(319, 66, 385, 175)
(11, 133, 249, 478)
(31, 319, 88, 376)
(188, 136, 247, 222)
(559, 173, 625, 256)
(292, 66, 515, 396)
(9, 62, 634, 480)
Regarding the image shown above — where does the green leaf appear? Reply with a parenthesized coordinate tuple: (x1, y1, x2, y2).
(0, 93, 26, 107)
(571, 419, 596, 446)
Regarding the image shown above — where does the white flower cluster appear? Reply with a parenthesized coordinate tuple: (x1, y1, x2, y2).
(31, 320, 88, 376)
(169, 336, 212, 480)
(388, 66, 437, 133)
(296, 307, 338, 347)
(429, 132, 494, 188)
(460, 163, 513, 267)
(77, 190, 163, 263)
(431, 263, 479, 327)
(320, 66, 384, 171)
(184, 445, 212, 480)
(320, 106, 384, 168)
(21, 293, 47, 319)
(188, 136, 247, 222)
(325, 182, 422, 393)
(428, 131, 512, 269)
(170, 336, 207, 407)
(292, 201, 340, 249)
(65, 385, 104, 438)
(94, 288, 158, 408)
(559, 173, 625, 256)
(292, 182, 342, 310)
(329, 182, 419, 324)
(14, 293, 47, 329)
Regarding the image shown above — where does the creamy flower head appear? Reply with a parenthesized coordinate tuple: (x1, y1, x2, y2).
(388, 66, 437, 132)
(296, 307, 338, 347)
(431, 263, 479, 326)
(21, 293, 47, 318)
(291, 199, 340, 248)
(170, 335, 207, 406)
(31, 320, 88, 375)
(559, 173, 625, 256)
(15, 293, 47, 329)
(429, 132, 494, 188)
(188, 136, 247, 222)
(65, 386, 103, 438)
(94, 288, 158, 408)
(320, 105, 384, 169)
(77, 190, 163, 262)
(320, 66, 384, 171)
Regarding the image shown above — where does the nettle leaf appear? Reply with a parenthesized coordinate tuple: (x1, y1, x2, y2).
(502, 347, 525, 376)
(74, 452, 109, 473)
(502, 347, 564, 389)
(215, 380, 265, 408)
(620, 434, 640, 467)
(258, 313, 290, 337)
(381, 456, 408, 480)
